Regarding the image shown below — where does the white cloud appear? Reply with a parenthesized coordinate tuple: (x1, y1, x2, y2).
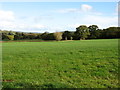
(56, 4, 102, 15)
(0, 9, 47, 32)
(0, 9, 16, 30)
(81, 4, 92, 12)
(0, 10, 15, 21)
(0, 22, 47, 32)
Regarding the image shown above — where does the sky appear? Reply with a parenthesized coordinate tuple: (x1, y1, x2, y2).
(0, 2, 118, 33)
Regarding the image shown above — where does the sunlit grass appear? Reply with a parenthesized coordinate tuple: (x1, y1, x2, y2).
(2, 39, 118, 88)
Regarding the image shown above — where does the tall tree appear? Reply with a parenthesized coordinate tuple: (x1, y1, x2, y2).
(62, 31, 73, 40)
(75, 25, 90, 40)
(88, 25, 100, 39)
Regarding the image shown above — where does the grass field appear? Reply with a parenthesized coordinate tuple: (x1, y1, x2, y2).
(2, 39, 119, 88)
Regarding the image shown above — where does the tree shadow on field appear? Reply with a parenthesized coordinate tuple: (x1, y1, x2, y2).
(2, 82, 71, 89)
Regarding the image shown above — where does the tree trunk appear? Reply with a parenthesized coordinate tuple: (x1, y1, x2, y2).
(80, 38, 85, 40)
(83, 38, 85, 40)
(65, 37, 67, 40)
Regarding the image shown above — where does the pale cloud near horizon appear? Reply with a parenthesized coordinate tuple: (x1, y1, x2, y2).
(67, 15, 118, 30)
(0, 9, 47, 32)
(0, 10, 15, 21)
(0, 10, 16, 30)
(0, 4, 118, 32)
(81, 15, 118, 29)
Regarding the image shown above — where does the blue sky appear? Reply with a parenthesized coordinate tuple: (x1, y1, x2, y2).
(0, 2, 118, 32)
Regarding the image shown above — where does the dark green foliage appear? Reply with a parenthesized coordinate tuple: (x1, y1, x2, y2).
(2, 33, 9, 40)
(8, 31, 15, 35)
(101, 27, 120, 39)
(14, 32, 24, 40)
(46, 33, 55, 40)
(88, 25, 101, 39)
(36, 33, 42, 39)
(14, 35, 23, 40)
(39, 32, 55, 40)
(75, 25, 90, 40)
(40, 32, 48, 40)
(38, 32, 55, 40)
(1, 26, 120, 41)
(27, 34, 37, 39)
(62, 31, 73, 40)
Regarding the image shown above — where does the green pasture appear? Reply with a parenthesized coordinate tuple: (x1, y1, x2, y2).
(2, 39, 119, 88)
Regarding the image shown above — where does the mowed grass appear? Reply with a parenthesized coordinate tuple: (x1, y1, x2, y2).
(2, 39, 119, 88)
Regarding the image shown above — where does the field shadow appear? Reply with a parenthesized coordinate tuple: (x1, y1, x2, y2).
(2, 82, 71, 88)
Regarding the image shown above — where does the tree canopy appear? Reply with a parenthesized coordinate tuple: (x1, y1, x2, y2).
(75, 25, 90, 40)
(1, 25, 120, 41)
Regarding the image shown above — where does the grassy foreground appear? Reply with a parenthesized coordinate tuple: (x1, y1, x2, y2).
(2, 39, 119, 88)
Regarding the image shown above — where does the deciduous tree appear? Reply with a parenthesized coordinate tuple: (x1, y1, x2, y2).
(54, 32, 62, 41)
(75, 25, 90, 40)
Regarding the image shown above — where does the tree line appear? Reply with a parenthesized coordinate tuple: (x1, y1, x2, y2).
(1, 25, 120, 41)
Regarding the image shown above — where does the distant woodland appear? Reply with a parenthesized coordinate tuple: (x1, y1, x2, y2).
(1, 25, 120, 41)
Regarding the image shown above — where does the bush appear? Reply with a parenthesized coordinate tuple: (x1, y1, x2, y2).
(6, 35, 14, 40)
(54, 32, 62, 41)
